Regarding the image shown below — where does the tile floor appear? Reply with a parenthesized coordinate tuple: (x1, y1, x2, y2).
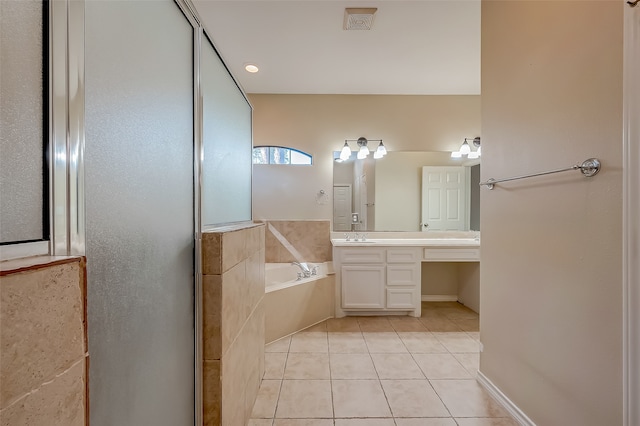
(249, 302, 518, 426)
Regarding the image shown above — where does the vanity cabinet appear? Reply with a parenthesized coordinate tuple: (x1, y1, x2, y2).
(335, 246, 421, 316)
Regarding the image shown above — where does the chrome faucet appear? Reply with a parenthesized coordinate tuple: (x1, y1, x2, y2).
(292, 261, 311, 278)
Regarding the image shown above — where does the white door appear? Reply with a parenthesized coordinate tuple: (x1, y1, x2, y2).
(421, 166, 469, 231)
(333, 185, 352, 231)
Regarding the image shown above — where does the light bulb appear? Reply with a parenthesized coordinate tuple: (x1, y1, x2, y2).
(357, 144, 369, 159)
(460, 139, 471, 155)
(340, 142, 351, 161)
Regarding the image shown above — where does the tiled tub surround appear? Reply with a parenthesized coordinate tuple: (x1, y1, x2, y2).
(264, 263, 335, 344)
(250, 302, 517, 426)
(0, 256, 88, 426)
(264, 221, 331, 263)
(202, 223, 266, 426)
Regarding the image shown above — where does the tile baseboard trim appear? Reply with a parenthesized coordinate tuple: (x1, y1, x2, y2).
(421, 295, 458, 302)
(477, 371, 536, 426)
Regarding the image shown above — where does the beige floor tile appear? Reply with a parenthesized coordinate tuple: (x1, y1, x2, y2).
(439, 306, 479, 320)
(328, 332, 368, 353)
(273, 420, 334, 426)
(454, 418, 519, 426)
(381, 379, 450, 417)
(357, 317, 394, 332)
(430, 380, 510, 418)
(394, 419, 457, 426)
(284, 353, 330, 379)
(301, 321, 328, 333)
(249, 419, 274, 426)
(327, 317, 361, 332)
(363, 332, 408, 353)
(397, 332, 448, 354)
(251, 380, 282, 419)
(332, 380, 392, 418)
(267, 336, 292, 352)
(289, 332, 328, 353)
(389, 318, 429, 332)
(334, 419, 396, 426)
(433, 333, 480, 353)
(276, 380, 333, 419)
(370, 353, 425, 379)
(453, 318, 480, 332)
(412, 353, 472, 379)
(419, 317, 463, 332)
(453, 353, 480, 377)
(264, 353, 288, 379)
(330, 353, 378, 379)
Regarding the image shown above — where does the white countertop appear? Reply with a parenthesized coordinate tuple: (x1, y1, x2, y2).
(331, 238, 480, 247)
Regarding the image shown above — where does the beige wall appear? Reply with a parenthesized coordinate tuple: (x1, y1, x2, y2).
(480, 2, 623, 425)
(250, 94, 480, 223)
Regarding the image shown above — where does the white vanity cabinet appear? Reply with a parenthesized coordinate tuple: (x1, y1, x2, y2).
(335, 246, 421, 317)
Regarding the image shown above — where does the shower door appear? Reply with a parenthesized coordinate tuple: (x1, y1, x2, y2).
(85, 1, 195, 424)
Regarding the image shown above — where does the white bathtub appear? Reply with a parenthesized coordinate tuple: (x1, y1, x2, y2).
(264, 262, 335, 343)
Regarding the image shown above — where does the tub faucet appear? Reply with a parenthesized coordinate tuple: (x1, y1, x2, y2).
(292, 261, 311, 278)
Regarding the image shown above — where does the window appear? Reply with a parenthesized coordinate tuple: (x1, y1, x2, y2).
(253, 146, 312, 165)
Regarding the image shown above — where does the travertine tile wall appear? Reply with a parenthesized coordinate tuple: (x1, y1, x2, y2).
(202, 223, 266, 426)
(0, 257, 88, 426)
(263, 220, 331, 263)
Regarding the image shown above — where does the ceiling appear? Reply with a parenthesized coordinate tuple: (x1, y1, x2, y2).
(193, 0, 481, 95)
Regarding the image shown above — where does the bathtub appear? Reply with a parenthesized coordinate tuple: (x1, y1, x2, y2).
(264, 262, 335, 343)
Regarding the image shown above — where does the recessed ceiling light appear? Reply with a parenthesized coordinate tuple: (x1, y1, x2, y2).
(244, 64, 259, 73)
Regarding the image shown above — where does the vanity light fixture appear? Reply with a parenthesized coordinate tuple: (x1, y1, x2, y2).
(339, 137, 386, 161)
(451, 137, 481, 159)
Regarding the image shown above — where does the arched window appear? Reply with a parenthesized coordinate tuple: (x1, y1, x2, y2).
(252, 146, 312, 165)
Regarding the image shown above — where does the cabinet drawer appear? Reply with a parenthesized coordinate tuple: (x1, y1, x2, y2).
(340, 248, 385, 263)
(386, 288, 416, 309)
(386, 248, 420, 263)
(423, 247, 480, 261)
(387, 264, 419, 286)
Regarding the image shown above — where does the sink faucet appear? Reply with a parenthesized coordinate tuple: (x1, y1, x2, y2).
(292, 261, 311, 278)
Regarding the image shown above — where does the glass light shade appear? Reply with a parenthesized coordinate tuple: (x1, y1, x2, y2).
(451, 151, 462, 158)
(468, 151, 479, 159)
(459, 140, 471, 155)
(376, 141, 387, 156)
(357, 144, 369, 159)
(477, 146, 481, 156)
(373, 150, 383, 159)
(340, 142, 351, 161)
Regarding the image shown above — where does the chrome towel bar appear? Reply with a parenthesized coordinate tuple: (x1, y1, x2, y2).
(480, 158, 601, 190)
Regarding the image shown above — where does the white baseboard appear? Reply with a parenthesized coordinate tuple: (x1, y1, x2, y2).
(477, 371, 536, 426)
(421, 295, 458, 302)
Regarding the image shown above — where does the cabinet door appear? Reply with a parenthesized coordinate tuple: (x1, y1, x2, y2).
(341, 265, 386, 309)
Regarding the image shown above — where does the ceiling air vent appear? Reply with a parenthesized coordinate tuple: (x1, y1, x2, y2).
(343, 8, 377, 31)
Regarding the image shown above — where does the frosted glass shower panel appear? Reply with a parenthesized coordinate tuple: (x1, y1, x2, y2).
(201, 38, 252, 226)
(85, 1, 194, 425)
(0, 1, 46, 243)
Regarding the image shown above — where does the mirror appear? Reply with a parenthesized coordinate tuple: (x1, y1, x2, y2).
(333, 151, 480, 232)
